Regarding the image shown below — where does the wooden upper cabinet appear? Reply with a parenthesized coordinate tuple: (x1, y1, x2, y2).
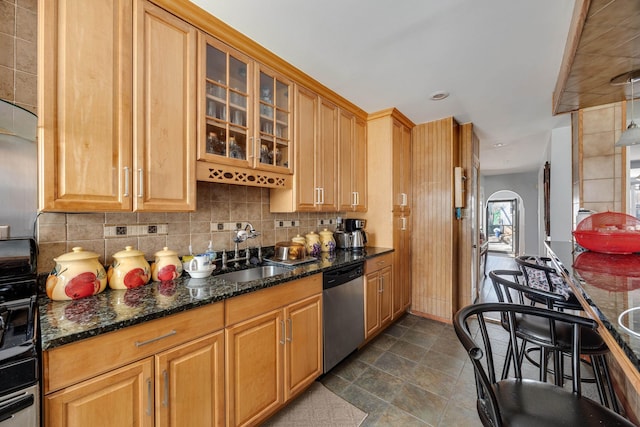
(338, 111, 367, 212)
(38, 0, 196, 212)
(196, 34, 293, 189)
(39, 0, 134, 212)
(134, 0, 196, 211)
(292, 85, 318, 211)
(254, 65, 293, 173)
(392, 119, 411, 213)
(317, 98, 338, 211)
(270, 85, 338, 212)
(197, 34, 253, 168)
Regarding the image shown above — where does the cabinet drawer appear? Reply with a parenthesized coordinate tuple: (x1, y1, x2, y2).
(365, 253, 393, 272)
(44, 302, 223, 393)
(225, 274, 322, 326)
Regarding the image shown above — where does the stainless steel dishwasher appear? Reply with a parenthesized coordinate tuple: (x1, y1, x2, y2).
(323, 262, 364, 373)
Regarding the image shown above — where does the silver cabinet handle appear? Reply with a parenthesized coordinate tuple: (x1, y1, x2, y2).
(356, 191, 360, 206)
(401, 217, 407, 231)
(379, 277, 383, 293)
(138, 168, 144, 198)
(287, 318, 292, 342)
(316, 187, 325, 205)
(146, 378, 152, 416)
(162, 370, 169, 407)
(135, 330, 177, 347)
(280, 320, 285, 345)
(123, 166, 130, 197)
(400, 192, 407, 207)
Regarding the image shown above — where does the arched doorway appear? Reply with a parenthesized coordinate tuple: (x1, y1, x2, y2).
(486, 190, 525, 256)
(478, 190, 526, 305)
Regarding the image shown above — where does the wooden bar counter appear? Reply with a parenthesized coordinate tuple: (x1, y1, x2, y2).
(545, 241, 640, 424)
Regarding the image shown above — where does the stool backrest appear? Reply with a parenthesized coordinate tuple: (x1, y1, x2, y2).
(454, 302, 599, 426)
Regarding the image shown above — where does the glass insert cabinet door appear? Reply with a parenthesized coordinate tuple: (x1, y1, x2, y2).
(200, 35, 292, 173)
(256, 66, 292, 171)
(202, 36, 252, 165)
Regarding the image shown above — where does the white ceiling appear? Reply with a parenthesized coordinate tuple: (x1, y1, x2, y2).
(190, 0, 576, 175)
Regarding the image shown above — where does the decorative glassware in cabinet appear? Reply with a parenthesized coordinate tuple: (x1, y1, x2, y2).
(258, 70, 290, 169)
(203, 38, 250, 164)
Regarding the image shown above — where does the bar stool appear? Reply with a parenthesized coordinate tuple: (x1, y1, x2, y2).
(454, 302, 634, 426)
(489, 270, 620, 412)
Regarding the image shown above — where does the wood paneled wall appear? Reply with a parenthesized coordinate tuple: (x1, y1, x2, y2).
(411, 117, 460, 322)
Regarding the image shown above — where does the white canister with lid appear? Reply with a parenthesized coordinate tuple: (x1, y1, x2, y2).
(108, 246, 151, 289)
(319, 228, 336, 252)
(46, 247, 108, 301)
(305, 231, 321, 256)
(151, 247, 183, 281)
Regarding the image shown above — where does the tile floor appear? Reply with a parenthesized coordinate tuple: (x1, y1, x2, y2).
(320, 313, 482, 426)
(319, 253, 604, 426)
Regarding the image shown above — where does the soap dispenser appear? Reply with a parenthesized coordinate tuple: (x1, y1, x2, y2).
(205, 241, 217, 263)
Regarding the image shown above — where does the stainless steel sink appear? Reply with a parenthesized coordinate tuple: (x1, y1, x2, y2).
(215, 265, 290, 283)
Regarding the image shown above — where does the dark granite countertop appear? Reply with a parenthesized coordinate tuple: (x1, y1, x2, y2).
(39, 247, 393, 351)
(545, 241, 640, 373)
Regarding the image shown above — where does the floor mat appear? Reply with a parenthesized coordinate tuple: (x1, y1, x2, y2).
(263, 382, 368, 427)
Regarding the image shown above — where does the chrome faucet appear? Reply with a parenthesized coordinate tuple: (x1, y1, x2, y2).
(222, 223, 261, 269)
(244, 222, 260, 239)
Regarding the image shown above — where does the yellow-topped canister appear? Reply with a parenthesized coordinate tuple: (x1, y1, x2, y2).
(319, 228, 335, 252)
(108, 246, 151, 289)
(46, 247, 107, 300)
(151, 247, 183, 281)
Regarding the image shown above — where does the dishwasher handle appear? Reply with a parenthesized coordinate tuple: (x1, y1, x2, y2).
(323, 262, 364, 290)
(0, 393, 34, 423)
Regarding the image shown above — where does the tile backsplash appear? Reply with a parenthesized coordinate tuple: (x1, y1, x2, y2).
(36, 182, 344, 273)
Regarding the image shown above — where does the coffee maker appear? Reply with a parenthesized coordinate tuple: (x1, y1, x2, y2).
(335, 218, 367, 250)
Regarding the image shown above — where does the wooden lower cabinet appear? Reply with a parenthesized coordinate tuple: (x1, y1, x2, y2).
(225, 275, 323, 427)
(45, 332, 224, 427)
(45, 358, 154, 427)
(284, 294, 323, 399)
(392, 213, 411, 318)
(42, 277, 323, 427)
(155, 332, 225, 426)
(43, 303, 225, 427)
(225, 309, 284, 426)
(364, 254, 393, 339)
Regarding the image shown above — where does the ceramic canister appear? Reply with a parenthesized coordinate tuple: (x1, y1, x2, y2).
(151, 247, 183, 282)
(291, 234, 306, 246)
(305, 231, 321, 256)
(46, 247, 108, 301)
(108, 246, 151, 289)
(319, 228, 336, 253)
